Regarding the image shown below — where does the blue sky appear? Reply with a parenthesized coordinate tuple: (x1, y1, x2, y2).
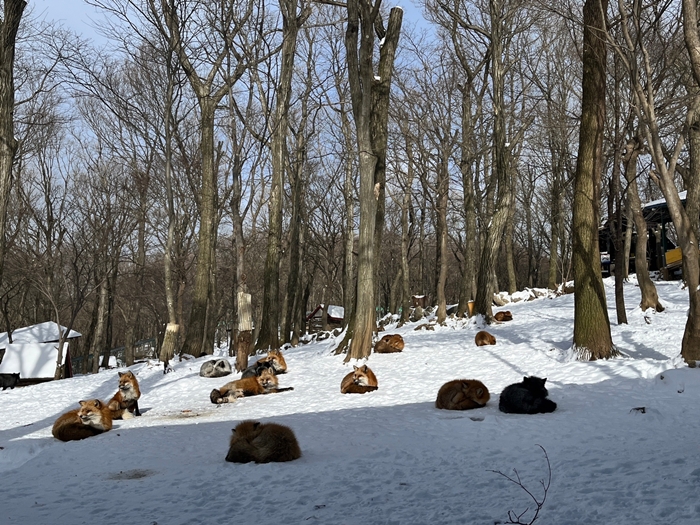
(32, 0, 427, 45)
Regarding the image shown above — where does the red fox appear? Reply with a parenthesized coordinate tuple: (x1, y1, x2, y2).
(225, 420, 302, 463)
(241, 348, 288, 378)
(211, 368, 293, 404)
(340, 365, 378, 394)
(494, 311, 513, 322)
(108, 370, 141, 419)
(435, 379, 490, 410)
(52, 399, 113, 442)
(374, 334, 404, 353)
(475, 330, 496, 346)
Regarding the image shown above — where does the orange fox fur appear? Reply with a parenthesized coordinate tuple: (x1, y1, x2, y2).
(108, 370, 142, 419)
(261, 348, 287, 374)
(494, 311, 513, 322)
(225, 420, 302, 463)
(211, 368, 293, 404)
(435, 379, 490, 410)
(52, 399, 113, 442)
(374, 334, 405, 354)
(475, 330, 496, 346)
(340, 365, 378, 394)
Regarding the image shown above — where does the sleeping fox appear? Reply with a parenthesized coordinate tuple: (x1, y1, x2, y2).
(435, 379, 490, 410)
(108, 370, 141, 419)
(475, 330, 496, 346)
(225, 420, 302, 463)
(494, 311, 513, 322)
(52, 399, 113, 442)
(340, 365, 378, 394)
(210, 368, 293, 404)
(374, 334, 404, 354)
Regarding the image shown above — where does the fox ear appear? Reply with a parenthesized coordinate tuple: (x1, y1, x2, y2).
(353, 365, 359, 371)
(362, 365, 369, 372)
(78, 400, 87, 406)
(542, 378, 547, 384)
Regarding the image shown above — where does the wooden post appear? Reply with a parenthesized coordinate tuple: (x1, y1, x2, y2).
(235, 292, 253, 372)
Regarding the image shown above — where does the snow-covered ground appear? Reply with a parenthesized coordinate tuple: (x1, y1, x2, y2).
(1, 276, 698, 525)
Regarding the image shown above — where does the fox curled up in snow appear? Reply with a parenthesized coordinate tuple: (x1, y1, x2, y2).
(494, 311, 513, 322)
(52, 399, 113, 442)
(241, 348, 288, 378)
(108, 370, 141, 419)
(340, 365, 378, 394)
(225, 420, 301, 463)
(374, 334, 404, 354)
(475, 330, 496, 346)
(210, 368, 293, 404)
(435, 379, 490, 410)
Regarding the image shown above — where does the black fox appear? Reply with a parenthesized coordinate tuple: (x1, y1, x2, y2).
(0, 372, 20, 390)
(499, 376, 557, 414)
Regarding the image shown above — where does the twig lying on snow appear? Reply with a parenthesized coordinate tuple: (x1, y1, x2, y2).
(490, 444, 551, 525)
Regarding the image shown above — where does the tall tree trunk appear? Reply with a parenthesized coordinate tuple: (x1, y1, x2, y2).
(504, 190, 517, 294)
(257, 0, 305, 352)
(609, 74, 627, 325)
(474, 0, 512, 321)
(181, 100, 218, 357)
(399, 142, 415, 326)
(435, 155, 449, 324)
(623, 137, 663, 312)
(572, 0, 616, 359)
(457, 87, 478, 316)
(91, 278, 109, 373)
(675, 0, 700, 364)
(342, 114, 356, 328)
(160, 53, 179, 372)
(547, 164, 563, 290)
(0, 0, 26, 287)
(336, 2, 402, 361)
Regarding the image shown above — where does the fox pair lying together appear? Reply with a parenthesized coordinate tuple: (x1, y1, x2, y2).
(210, 349, 292, 404)
(435, 376, 557, 414)
(52, 371, 141, 442)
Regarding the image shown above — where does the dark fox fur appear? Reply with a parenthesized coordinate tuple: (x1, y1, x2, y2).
(241, 349, 287, 378)
(225, 420, 301, 463)
(240, 359, 275, 379)
(0, 372, 20, 390)
(498, 376, 557, 414)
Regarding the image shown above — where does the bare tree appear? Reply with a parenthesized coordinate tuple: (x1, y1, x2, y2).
(572, 0, 616, 360)
(0, 0, 26, 288)
(256, 0, 309, 352)
(335, 0, 402, 361)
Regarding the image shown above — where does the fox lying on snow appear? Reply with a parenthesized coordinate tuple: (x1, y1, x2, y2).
(340, 365, 378, 394)
(108, 370, 141, 419)
(225, 420, 301, 463)
(210, 368, 293, 404)
(374, 334, 404, 354)
(52, 399, 113, 442)
(474, 330, 496, 346)
(494, 310, 513, 322)
(200, 358, 232, 378)
(435, 379, 490, 410)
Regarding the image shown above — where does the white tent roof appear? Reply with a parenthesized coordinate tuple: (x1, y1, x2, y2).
(0, 343, 68, 378)
(0, 322, 81, 349)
